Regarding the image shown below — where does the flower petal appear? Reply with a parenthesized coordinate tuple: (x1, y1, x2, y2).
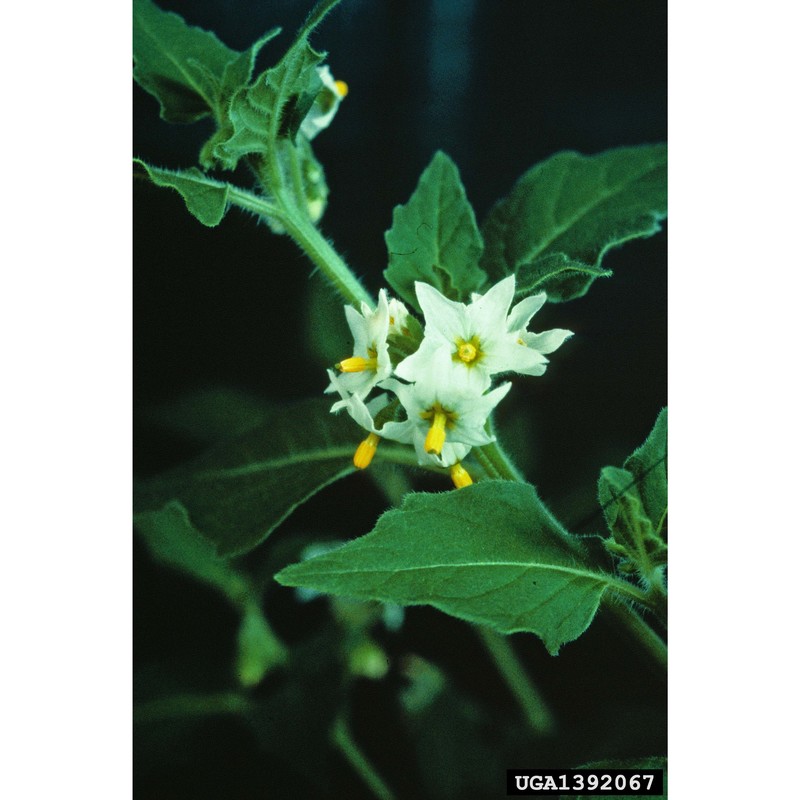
(506, 292, 547, 333)
(415, 282, 467, 342)
(522, 328, 573, 354)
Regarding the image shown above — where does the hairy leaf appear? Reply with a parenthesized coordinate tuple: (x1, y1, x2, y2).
(212, 27, 325, 169)
(384, 151, 487, 310)
(133, 0, 238, 123)
(481, 144, 667, 301)
(134, 159, 230, 226)
(135, 398, 365, 557)
(598, 409, 668, 577)
(276, 481, 637, 654)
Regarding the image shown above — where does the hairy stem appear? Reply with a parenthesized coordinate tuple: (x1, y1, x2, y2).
(604, 599, 667, 671)
(476, 626, 555, 736)
(227, 184, 372, 307)
(331, 716, 396, 800)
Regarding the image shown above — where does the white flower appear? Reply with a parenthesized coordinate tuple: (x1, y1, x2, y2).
(387, 297, 411, 336)
(326, 289, 393, 407)
(396, 275, 572, 390)
(326, 370, 397, 470)
(501, 290, 574, 363)
(300, 66, 348, 140)
(380, 349, 511, 469)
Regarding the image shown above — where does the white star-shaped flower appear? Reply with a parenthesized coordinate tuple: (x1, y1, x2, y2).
(326, 289, 393, 408)
(381, 349, 511, 469)
(396, 275, 572, 390)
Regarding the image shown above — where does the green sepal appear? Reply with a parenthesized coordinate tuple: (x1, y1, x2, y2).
(384, 151, 487, 311)
(480, 144, 667, 301)
(134, 397, 365, 557)
(134, 159, 230, 226)
(276, 481, 641, 655)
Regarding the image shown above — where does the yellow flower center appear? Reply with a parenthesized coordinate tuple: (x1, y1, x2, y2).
(453, 336, 482, 365)
(334, 79, 349, 98)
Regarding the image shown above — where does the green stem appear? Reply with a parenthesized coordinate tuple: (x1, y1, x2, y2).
(604, 599, 667, 671)
(227, 185, 372, 307)
(475, 626, 555, 736)
(331, 716, 396, 800)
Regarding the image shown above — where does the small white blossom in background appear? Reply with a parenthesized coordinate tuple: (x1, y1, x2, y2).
(300, 65, 349, 140)
(326, 275, 572, 489)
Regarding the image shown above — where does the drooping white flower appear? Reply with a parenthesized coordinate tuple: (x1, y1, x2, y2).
(380, 348, 511, 469)
(300, 66, 348, 140)
(395, 275, 572, 390)
(326, 289, 393, 407)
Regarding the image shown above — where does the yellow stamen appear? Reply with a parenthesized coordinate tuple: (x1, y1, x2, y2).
(424, 410, 448, 454)
(450, 462, 473, 489)
(353, 433, 380, 469)
(517, 337, 525, 346)
(334, 79, 349, 98)
(337, 356, 377, 373)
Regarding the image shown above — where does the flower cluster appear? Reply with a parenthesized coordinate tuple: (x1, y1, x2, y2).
(326, 276, 572, 488)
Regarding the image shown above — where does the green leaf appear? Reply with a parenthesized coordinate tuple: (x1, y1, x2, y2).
(212, 30, 325, 169)
(134, 159, 230, 226)
(480, 143, 667, 301)
(598, 466, 658, 556)
(276, 481, 639, 654)
(134, 500, 249, 605)
(598, 409, 668, 578)
(624, 407, 668, 533)
(133, 0, 239, 123)
(384, 151, 487, 310)
(135, 397, 365, 557)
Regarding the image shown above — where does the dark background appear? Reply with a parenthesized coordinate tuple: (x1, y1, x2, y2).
(134, 1, 666, 797)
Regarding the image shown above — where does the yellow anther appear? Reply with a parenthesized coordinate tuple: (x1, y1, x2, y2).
(337, 356, 377, 373)
(450, 462, 473, 489)
(457, 342, 478, 362)
(424, 410, 448, 454)
(517, 337, 525, 346)
(334, 79, 349, 97)
(353, 433, 380, 469)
